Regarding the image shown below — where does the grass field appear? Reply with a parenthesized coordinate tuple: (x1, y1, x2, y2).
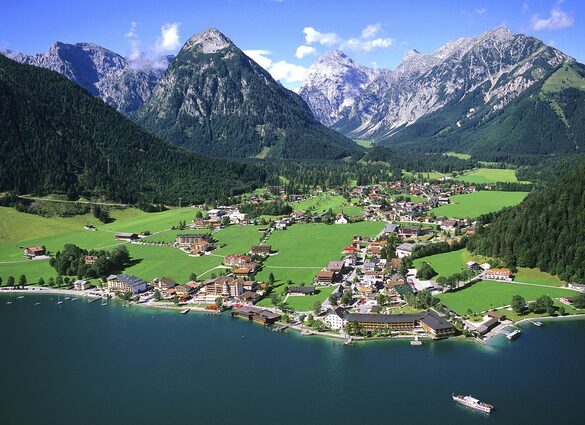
(444, 152, 472, 160)
(412, 249, 487, 278)
(356, 140, 374, 148)
(403, 170, 448, 181)
(291, 194, 363, 217)
(438, 280, 576, 314)
(513, 267, 566, 287)
(256, 222, 384, 284)
(454, 168, 522, 184)
(285, 286, 337, 311)
(430, 191, 528, 218)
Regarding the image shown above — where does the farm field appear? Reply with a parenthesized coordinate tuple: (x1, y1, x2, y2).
(285, 286, 337, 311)
(513, 267, 566, 287)
(454, 168, 523, 184)
(256, 222, 384, 284)
(291, 194, 363, 217)
(438, 280, 576, 314)
(402, 170, 448, 181)
(430, 190, 528, 218)
(444, 152, 471, 160)
(412, 249, 487, 278)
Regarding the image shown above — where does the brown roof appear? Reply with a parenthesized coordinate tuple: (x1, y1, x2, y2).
(316, 270, 335, 278)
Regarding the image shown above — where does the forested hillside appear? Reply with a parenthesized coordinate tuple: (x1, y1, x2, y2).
(0, 54, 265, 205)
(469, 161, 585, 283)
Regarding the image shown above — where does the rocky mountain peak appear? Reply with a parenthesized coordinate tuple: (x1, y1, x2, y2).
(184, 28, 233, 53)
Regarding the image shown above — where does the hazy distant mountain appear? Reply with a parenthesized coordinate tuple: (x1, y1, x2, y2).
(4, 42, 172, 114)
(133, 28, 361, 160)
(299, 28, 574, 153)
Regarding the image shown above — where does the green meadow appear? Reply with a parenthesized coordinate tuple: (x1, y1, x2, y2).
(454, 168, 522, 184)
(444, 152, 471, 160)
(256, 221, 384, 284)
(431, 190, 528, 218)
(438, 280, 576, 314)
(412, 249, 483, 278)
(291, 194, 363, 217)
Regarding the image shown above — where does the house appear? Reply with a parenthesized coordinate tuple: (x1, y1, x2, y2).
(568, 283, 585, 292)
(288, 286, 316, 296)
(274, 219, 289, 230)
(315, 270, 335, 284)
(389, 258, 402, 270)
(466, 261, 482, 272)
(440, 219, 458, 232)
(343, 245, 360, 254)
(343, 254, 357, 268)
(345, 313, 419, 331)
(327, 261, 345, 274)
(115, 233, 138, 242)
(418, 311, 454, 338)
(398, 226, 422, 238)
(231, 306, 281, 325)
(84, 255, 97, 265)
(395, 243, 416, 259)
(362, 260, 379, 272)
(383, 223, 400, 234)
(152, 277, 176, 291)
(242, 280, 257, 292)
(175, 285, 192, 298)
(175, 234, 207, 247)
(322, 308, 347, 330)
(250, 245, 271, 256)
(232, 264, 258, 278)
(73, 279, 90, 290)
(224, 254, 252, 267)
(483, 268, 512, 282)
(23, 245, 46, 258)
(106, 274, 147, 294)
(239, 291, 261, 304)
(335, 214, 349, 224)
(487, 311, 506, 321)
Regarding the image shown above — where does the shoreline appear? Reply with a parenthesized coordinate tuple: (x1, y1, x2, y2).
(3, 286, 584, 345)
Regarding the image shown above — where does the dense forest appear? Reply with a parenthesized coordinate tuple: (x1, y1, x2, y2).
(0, 54, 266, 205)
(468, 161, 585, 283)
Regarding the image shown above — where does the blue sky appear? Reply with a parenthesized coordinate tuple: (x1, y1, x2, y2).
(1, 0, 583, 89)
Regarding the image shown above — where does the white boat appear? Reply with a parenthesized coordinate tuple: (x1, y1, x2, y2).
(17, 296, 24, 299)
(180, 308, 190, 314)
(410, 335, 422, 346)
(453, 394, 493, 413)
(34, 302, 41, 305)
(507, 329, 521, 340)
(533, 321, 543, 327)
(344, 337, 353, 345)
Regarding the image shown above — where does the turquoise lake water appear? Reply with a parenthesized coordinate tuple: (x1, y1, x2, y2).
(1, 294, 584, 425)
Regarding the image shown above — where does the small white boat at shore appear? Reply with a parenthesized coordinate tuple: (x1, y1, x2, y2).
(453, 394, 493, 413)
(180, 308, 190, 314)
(410, 335, 422, 346)
(533, 321, 543, 327)
(507, 329, 521, 340)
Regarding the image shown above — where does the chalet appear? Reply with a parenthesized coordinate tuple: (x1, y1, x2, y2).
(466, 261, 482, 272)
(224, 254, 252, 267)
(343, 245, 360, 254)
(362, 259, 379, 272)
(315, 270, 335, 284)
(250, 245, 271, 256)
(232, 263, 259, 277)
(106, 274, 147, 294)
(343, 254, 357, 267)
(418, 311, 454, 338)
(242, 280, 257, 291)
(175, 285, 192, 298)
(231, 306, 281, 325)
(73, 279, 90, 290)
(327, 260, 345, 274)
(335, 214, 349, 224)
(395, 243, 416, 259)
(483, 268, 512, 282)
(383, 223, 400, 234)
(23, 245, 46, 258)
(437, 196, 450, 205)
(389, 258, 402, 270)
(175, 234, 207, 247)
(190, 240, 212, 254)
(239, 291, 261, 304)
(398, 225, 422, 238)
(568, 283, 585, 292)
(115, 233, 139, 242)
(322, 308, 347, 330)
(440, 219, 458, 232)
(84, 255, 97, 265)
(345, 313, 418, 331)
(288, 286, 316, 296)
(152, 277, 176, 291)
(487, 311, 506, 321)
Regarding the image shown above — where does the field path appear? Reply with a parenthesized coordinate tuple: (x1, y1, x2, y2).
(506, 280, 577, 291)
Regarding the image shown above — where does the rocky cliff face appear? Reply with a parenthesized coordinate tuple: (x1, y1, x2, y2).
(132, 28, 361, 159)
(4, 42, 171, 114)
(299, 28, 572, 141)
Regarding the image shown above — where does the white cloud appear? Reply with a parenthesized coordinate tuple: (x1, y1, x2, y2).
(295, 45, 317, 59)
(303, 27, 341, 46)
(342, 36, 393, 52)
(531, 7, 574, 30)
(155, 23, 181, 52)
(125, 21, 141, 61)
(243, 49, 273, 68)
(474, 8, 487, 15)
(269, 60, 307, 83)
(361, 23, 382, 39)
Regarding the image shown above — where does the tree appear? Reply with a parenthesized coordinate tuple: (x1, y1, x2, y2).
(38, 277, 45, 286)
(172, 294, 179, 305)
(340, 290, 352, 305)
(283, 285, 289, 295)
(313, 301, 322, 315)
(558, 306, 566, 316)
(215, 297, 223, 310)
(329, 294, 339, 306)
(153, 289, 161, 301)
(268, 273, 275, 285)
(7, 276, 15, 287)
(189, 273, 197, 282)
(0, 277, 2, 287)
(56, 275, 63, 287)
(48, 277, 55, 287)
(531, 295, 553, 314)
(572, 293, 585, 309)
(416, 262, 437, 280)
(511, 295, 526, 314)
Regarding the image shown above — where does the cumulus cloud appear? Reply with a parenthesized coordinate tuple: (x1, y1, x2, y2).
(244, 50, 307, 85)
(243, 49, 273, 68)
(155, 23, 181, 52)
(361, 23, 382, 39)
(125, 21, 181, 71)
(295, 45, 317, 59)
(342, 24, 393, 53)
(303, 27, 341, 46)
(531, 7, 574, 30)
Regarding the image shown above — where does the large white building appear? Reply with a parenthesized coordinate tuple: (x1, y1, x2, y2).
(322, 308, 346, 331)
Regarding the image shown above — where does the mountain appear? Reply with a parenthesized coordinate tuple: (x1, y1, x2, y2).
(4, 42, 171, 114)
(132, 28, 362, 160)
(468, 158, 585, 283)
(299, 28, 577, 158)
(0, 53, 265, 204)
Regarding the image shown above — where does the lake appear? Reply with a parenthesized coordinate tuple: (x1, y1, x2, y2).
(1, 294, 584, 425)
